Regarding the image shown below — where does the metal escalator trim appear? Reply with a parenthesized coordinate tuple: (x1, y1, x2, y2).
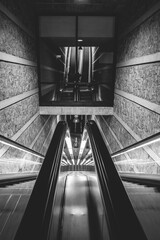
(0, 173, 37, 187)
(14, 121, 67, 240)
(120, 172, 160, 186)
(86, 120, 148, 240)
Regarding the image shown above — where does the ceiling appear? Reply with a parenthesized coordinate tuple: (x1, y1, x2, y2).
(32, 0, 130, 15)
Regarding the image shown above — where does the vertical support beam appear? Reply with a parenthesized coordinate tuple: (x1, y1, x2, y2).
(75, 15, 78, 76)
(78, 47, 83, 77)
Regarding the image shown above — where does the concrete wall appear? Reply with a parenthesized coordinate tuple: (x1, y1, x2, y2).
(0, 1, 57, 173)
(96, 3, 160, 174)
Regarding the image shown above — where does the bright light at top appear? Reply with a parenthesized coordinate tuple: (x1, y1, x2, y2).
(77, 129, 88, 164)
(65, 131, 74, 157)
(78, 39, 83, 42)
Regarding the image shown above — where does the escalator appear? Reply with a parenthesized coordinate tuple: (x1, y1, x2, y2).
(123, 180, 160, 240)
(0, 120, 160, 240)
(0, 180, 35, 240)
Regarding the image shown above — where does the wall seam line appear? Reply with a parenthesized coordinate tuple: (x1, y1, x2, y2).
(31, 116, 52, 151)
(113, 113, 160, 166)
(119, 2, 160, 39)
(0, 88, 39, 110)
(114, 90, 160, 115)
(116, 52, 160, 68)
(0, 112, 40, 158)
(0, 3, 34, 38)
(101, 116, 130, 160)
(94, 116, 113, 154)
(0, 52, 37, 67)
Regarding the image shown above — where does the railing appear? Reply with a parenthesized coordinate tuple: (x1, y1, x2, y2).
(0, 135, 44, 185)
(111, 131, 160, 185)
(86, 120, 147, 240)
(14, 121, 67, 240)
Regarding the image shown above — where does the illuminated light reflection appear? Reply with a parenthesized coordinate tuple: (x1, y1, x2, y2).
(84, 158, 93, 165)
(86, 161, 94, 165)
(2, 170, 39, 175)
(77, 158, 80, 165)
(0, 139, 44, 159)
(67, 160, 72, 165)
(0, 158, 42, 165)
(65, 131, 74, 160)
(77, 129, 89, 165)
(114, 159, 159, 165)
(70, 206, 87, 216)
(72, 159, 75, 165)
(112, 137, 160, 158)
(62, 159, 68, 165)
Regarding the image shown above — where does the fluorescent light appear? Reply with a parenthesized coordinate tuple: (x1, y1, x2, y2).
(77, 158, 80, 165)
(65, 131, 74, 157)
(67, 160, 72, 165)
(72, 159, 75, 165)
(86, 161, 94, 165)
(62, 159, 68, 165)
(84, 159, 92, 165)
(78, 39, 83, 42)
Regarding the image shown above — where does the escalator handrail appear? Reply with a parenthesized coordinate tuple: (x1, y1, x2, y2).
(86, 120, 147, 240)
(0, 173, 38, 187)
(111, 131, 160, 158)
(0, 135, 44, 159)
(14, 121, 67, 240)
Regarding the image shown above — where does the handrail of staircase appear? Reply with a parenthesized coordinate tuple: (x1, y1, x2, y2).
(86, 120, 147, 240)
(14, 121, 67, 240)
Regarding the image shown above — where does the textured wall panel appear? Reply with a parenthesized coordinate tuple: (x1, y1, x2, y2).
(116, 63, 160, 105)
(104, 115, 136, 148)
(117, 10, 160, 62)
(33, 116, 55, 154)
(114, 94, 160, 139)
(0, 11, 36, 61)
(0, 94, 39, 139)
(0, 62, 38, 101)
(1, 115, 49, 159)
(0, 0, 36, 33)
(97, 115, 159, 174)
(40, 117, 57, 155)
(96, 115, 121, 153)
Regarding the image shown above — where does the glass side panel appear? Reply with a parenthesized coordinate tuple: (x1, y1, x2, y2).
(0, 142, 43, 175)
(112, 139, 160, 175)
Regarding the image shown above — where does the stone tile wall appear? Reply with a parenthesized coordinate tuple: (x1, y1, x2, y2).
(0, 2, 57, 174)
(97, 7, 160, 174)
(0, 11, 36, 61)
(0, 62, 38, 100)
(116, 63, 160, 105)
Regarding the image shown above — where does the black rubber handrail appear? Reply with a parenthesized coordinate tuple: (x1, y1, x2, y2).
(0, 173, 38, 187)
(14, 121, 67, 240)
(120, 172, 160, 186)
(86, 120, 147, 240)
